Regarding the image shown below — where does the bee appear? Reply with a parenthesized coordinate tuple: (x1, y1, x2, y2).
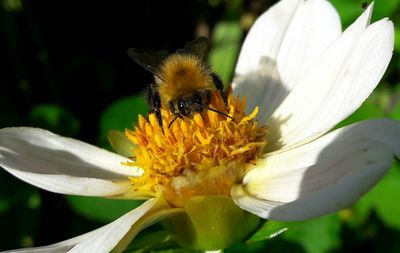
(127, 37, 230, 129)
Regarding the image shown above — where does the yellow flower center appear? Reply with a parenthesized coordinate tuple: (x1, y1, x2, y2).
(124, 90, 267, 207)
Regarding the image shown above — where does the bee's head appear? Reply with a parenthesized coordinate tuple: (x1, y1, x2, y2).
(176, 91, 211, 117)
(168, 90, 231, 128)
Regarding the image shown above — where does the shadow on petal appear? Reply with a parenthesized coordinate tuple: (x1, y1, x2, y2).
(233, 56, 290, 125)
(234, 119, 400, 221)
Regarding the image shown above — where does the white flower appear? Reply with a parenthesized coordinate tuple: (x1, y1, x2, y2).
(0, 0, 399, 252)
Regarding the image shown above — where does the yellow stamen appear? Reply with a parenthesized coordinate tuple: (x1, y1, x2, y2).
(124, 90, 267, 207)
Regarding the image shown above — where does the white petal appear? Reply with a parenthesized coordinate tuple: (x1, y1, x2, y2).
(233, 0, 342, 123)
(0, 127, 143, 197)
(268, 4, 394, 149)
(233, 0, 302, 76)
(232, 0, 302, 118)
(3, 198, 180, 253)
(276, 0, 341, 93)
(232, 119, 400, 220)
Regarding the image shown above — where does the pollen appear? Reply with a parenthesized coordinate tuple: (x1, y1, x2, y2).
(124, 90, 267, 207)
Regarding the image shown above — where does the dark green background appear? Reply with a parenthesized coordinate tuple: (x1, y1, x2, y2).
(0, 0, 400, 252)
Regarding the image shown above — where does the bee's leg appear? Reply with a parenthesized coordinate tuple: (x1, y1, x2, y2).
(211, 73, 228, 108)
(147, 84, 163, 129)
(168, 114, 183, 128)
(167, 101, 183, 128)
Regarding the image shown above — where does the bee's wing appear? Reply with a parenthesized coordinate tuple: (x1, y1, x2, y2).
(127, 48, 169, 75)
(177, 37, 209, 60)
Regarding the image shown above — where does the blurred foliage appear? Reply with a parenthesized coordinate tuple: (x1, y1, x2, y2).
(67, 196, 144, 223)
(0, 0, 400, 252)
(98, 94, 147, 149)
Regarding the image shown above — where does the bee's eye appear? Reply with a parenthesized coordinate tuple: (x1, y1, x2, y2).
(178, 100, 185, 109)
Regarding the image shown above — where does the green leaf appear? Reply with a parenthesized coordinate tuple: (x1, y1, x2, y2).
(352, 162, 400, 229)
(369, 163, 400, 228)
(331, 0, 398, 27)
(67, 196, 143, 223)
(390, 95, 400, 120)
(98, 95, 148, 148)
(226, 237, 305, 253)
(395, 28, 400, 54)
(330, 0, 365, 27)
(226, 240, 269, 253)
(128, 230, 180, 253)
(144, 249, 200, 253)
(247, 220, 292, 243)
(335, 91, 385, 129)
(371, 0, 399, 21)
(209, 21, 242, 84)
(283, 214, 341, 253)
(29, 104, 80, 136)
(351, 191, 375, 226)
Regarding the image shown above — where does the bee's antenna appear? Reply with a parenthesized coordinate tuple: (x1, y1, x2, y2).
(205, 106, 233, 119)
(168, 114, 182, 128)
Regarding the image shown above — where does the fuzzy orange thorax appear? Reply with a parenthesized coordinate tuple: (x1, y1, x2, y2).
(156, 54, 215, 104)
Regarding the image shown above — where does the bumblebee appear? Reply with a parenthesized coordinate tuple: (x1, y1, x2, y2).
(127, 37, 229, 128)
